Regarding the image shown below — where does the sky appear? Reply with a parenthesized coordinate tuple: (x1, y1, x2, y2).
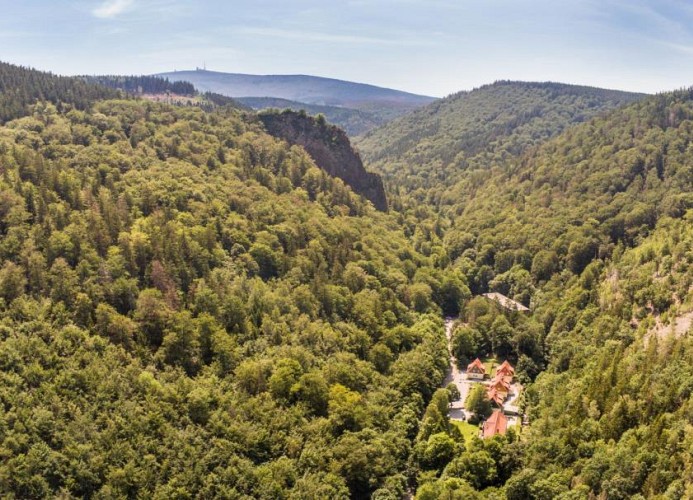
(2, 0, 693, 97)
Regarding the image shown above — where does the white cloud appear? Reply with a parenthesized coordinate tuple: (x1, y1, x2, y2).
(658, 40, 693, 55)
(93, 0, 134, 19)
(236, 27, 437, 47)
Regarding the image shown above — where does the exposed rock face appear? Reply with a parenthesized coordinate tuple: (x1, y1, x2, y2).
(259, 110, 388, 211)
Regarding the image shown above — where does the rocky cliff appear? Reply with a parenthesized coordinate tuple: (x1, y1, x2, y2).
(258, 110, 388, 211)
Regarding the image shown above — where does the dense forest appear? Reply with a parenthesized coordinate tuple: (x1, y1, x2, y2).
(83, 75, 196, 96)
(0, 62, 475, 498)
(0, 62, 121, 123)
(357, 82, 693, 497)
(355, 81, 645, 199)
(1, 60, 693, 498)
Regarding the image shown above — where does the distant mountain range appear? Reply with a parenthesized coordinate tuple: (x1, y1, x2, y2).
(155, 70, 435, 107)
(155, 69, 437, 134)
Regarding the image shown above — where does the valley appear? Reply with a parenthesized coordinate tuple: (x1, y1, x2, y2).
(0, 59, 691, 499)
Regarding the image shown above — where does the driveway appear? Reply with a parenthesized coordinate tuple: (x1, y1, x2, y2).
(443, 318, 474, 421)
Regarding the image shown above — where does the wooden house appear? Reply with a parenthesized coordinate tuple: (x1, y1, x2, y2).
(496, 360, 515, 379)
(466, 358, 486, 380)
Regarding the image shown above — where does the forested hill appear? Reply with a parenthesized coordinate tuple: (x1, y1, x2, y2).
(0, 61, 121, 123)
(403, 88, 693, 497)
(0, 63, 474, 498)
(83, 74, 196, 96)
(442, 87, 693, 289)
(355, 81, 646, 194)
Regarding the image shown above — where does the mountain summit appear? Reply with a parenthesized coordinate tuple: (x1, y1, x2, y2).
(155, 69, 436, 134)
(155, 69, 435, 108)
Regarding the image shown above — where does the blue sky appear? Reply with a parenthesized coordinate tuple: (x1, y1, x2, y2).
(2, 0, 693, 96)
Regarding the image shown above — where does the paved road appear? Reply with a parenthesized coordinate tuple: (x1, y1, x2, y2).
(443, 318, 473, 421)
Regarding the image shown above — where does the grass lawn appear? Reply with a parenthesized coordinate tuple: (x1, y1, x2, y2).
(482, 357, 497, 377)
(452, 420, 480, 445)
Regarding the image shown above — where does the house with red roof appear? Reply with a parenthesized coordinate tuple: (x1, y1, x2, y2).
(487, 377, 510, 401)
(485, 360, 514, 406)
(496, 360, 515, 378)
(487, 387, 505, 407)
(483, 409, 508, 438)
(489, 375, 511, 391)
(466, 358, 486, 380)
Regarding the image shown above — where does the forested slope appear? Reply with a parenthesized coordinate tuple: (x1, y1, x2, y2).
(403, 89, 693, 498)
(0, 62, 121, 123)
(0, 88, 475, 497)
(511, 215, 693, 499)
(355, 81, 645, 197)
(445, 88, 693, 299)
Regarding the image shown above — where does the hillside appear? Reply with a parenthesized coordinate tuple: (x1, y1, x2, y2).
(355, 81, 646, 195)
(0, 62, 478, 499)
(238, 96, 383, 136)
(258, 109, 388, 211)
(444, 88, 693, 289)
(0, 61, 121, 123)
(399, 88, 693, 497)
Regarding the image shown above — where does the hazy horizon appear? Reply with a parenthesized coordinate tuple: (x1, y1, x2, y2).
(3, 0, 693, 97)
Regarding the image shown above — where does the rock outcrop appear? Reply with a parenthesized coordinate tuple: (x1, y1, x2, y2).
(259, 110, 388, 211)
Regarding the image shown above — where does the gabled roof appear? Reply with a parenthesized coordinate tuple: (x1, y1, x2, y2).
(489, 377, 511, 392)
(487, 387, 505, 407)
(483, 409, 508, 438)
(497, 360, 515, 375)
(467, 358, 486, 373)
(494, 373, 513, 385)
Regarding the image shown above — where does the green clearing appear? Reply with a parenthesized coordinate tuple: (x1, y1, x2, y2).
(452, 420, 480, 445)
(482, 357, 497, 377)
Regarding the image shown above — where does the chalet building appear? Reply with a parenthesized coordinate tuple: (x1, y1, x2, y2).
(487, 377, 511, 400)
(482, 292, 530, 312)
(489, 376, 511, 391)
(486, 360, 514, 406)
(496, 360, 515, 378)
(483, 409, 508, 438)
(487, 387, 505, 407)
(466, 358, 486, 380)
